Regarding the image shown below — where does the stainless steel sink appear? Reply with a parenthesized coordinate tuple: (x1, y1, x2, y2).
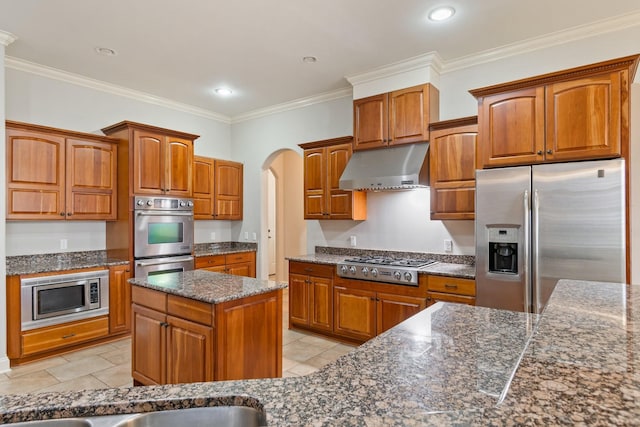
(7, 406, 267, 427)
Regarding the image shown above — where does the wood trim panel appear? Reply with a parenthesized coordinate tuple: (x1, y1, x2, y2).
(6, 275, 22, 359)
(101, 120, 200, 141)
(299, 136, 353, 150)
(7, 120, 119, 144)
(429, 116, 478, 131)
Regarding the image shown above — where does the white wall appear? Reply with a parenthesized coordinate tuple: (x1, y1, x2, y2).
(5, 68, 232, 255)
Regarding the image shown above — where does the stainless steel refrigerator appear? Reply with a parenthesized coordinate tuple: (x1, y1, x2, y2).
(475, 158, 626, 313)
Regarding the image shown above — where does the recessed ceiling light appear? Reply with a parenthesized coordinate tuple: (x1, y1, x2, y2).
(428, 6, 455, 21)
(214, 87, 233, 96)
(95, 47, 117, 56)
(302, 56, 318, 63)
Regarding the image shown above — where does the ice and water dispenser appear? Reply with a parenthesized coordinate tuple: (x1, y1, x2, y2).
(488, 227, 518, 274)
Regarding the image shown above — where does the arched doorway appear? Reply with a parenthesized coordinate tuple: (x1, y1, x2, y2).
(261, 149, 305, 281)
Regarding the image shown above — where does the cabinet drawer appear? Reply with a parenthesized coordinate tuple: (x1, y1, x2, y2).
(427, 292, 475, 306)
(427, 276, 475, 296)
(195, 255, 226, 269)
(167, 294, 214, 326)
(132, 285, 167, 311)
(225, 252, 254, 264)
(22, 316, 109, 356)
(289, 262, 335, 278)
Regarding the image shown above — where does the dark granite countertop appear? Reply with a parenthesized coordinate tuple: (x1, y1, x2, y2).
(128, 269, 286, 304)
(193, 242, 257, 257)
(6, 251, 129, 276)
(287, 247, 476, 279)
(2, 279, 637, 426)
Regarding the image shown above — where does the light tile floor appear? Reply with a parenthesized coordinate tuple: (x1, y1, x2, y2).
(0, 288, 355, 395)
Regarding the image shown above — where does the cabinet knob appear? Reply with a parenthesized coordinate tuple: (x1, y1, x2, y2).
(537, 150, 543, 155)
(66, 212, 72, 216)
(546, 149, 553, 154)
(60, 212, 65, 216)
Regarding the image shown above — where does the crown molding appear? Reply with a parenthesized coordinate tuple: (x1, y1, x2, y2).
(345, 51, 444, 87)
(442, 10, 640, 73)
(5, 56, 232, 124)
(0, 30, 17, 47)
(230, 87, 353, 124)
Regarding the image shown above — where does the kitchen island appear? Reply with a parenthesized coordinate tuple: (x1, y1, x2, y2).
(128, 270, 287, 385)
(1, 279, 638, 425)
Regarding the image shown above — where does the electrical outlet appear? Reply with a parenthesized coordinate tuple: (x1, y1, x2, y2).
(252, 232, 257, 241)
(350, 235, 357, 247)
(444, 239, 453, 252)
(244, 231, 249, 240)
(60, 239, 68, 249)
(210, 232, 216, 241)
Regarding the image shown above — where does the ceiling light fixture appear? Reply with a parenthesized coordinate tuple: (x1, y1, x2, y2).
(428, 6, 455, 21)
(95, 47, 117, 56)
(214, 87, 233, 96)
(302, 56, 318, 63)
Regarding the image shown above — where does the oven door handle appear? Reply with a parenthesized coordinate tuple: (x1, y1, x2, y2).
(135, 256, 194, 267)
(135, 211, 193, 217)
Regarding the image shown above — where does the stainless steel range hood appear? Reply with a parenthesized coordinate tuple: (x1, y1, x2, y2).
(339, 142, 429, 191)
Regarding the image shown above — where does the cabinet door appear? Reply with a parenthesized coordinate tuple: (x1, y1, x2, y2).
(478, 87, 545, 168)
(426, 292, 475, 307)
(389, 84, 433, 146)
(193, 156, 215, 219)
(109, 265, 132, 334)
(353, 93, 388, 150)
(165, 137, 193, 196)
(334, 286, 376, 341)
(309, 276, 333, 332)
(303, 148, 327, 219)
(546, 71, 623, 161)
(376, 293, 426, 334)
(326, 144, 353, 219)
(166, 315, 213, 384)
(6, 129, 66, 219)
(131, 304, 166, 385)
(288, 273, 310, 327)
(226, 262, 254, 278)
(214, 160, 243, 220)
(429, 125, 477, 220)
(66, 139, 117, 220)
(216, 290, 282, 380)
(132, 129, 165, 195)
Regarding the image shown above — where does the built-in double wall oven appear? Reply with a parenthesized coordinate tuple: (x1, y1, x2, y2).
(133, 196, 195, 278)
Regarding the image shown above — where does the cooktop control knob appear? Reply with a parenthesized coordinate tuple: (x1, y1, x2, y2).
(349, 266, 357, 275)
(362, 267, 369, 276)
(393, 271, 402, 281)
(179, 200, 186, 207)
(136, 199, 144, 206)
(146, 200, 153, 206)
(371, 268, 378, 277)
(340, 265, 348, 274)
(187, 201, 194, 207)
(404, 272, 413, 281)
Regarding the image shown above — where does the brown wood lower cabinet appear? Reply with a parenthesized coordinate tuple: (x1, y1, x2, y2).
(426, 275, 476, 307)
(288, 262, 334, 333)
(334, 286, 426, 341)
(195, 251, 256, 278)
(131, 284, 281, 386)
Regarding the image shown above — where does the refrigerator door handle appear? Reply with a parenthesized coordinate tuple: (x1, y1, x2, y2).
(532, 189, 541, 313)
(523, 190, 531, 313)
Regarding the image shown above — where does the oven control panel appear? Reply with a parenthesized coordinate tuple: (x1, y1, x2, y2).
(134, 196, 194, 211)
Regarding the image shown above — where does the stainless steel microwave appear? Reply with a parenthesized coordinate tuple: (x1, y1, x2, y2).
(21, 270, 109, 330)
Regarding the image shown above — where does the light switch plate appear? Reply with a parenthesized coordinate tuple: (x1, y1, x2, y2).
(444, 239, 453, 252)
(350, 235, 357, 247)
(244, 231, 249, 240)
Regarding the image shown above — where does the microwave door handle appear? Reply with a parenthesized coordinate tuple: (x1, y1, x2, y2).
(135, 211, 193, 217)
(135, 256, 194, 267)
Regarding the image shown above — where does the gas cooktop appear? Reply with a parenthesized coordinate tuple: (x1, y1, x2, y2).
(337, 256, 437, 286)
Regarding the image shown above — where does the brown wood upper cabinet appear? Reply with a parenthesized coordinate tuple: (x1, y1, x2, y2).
(101, 121, 198, 197)
(6, 121, 118, 220)
(470, 55, 640, 169)
(299, 136, 366, 220)
(428, 117, 477, 220)
(193, 156, 243, 220)
(353, 84, 439, 151)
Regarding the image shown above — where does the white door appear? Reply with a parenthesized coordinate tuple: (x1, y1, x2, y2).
(267, 170, 277, 276)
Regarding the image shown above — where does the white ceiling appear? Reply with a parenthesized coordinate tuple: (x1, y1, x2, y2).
(1, 1, 640, 120)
